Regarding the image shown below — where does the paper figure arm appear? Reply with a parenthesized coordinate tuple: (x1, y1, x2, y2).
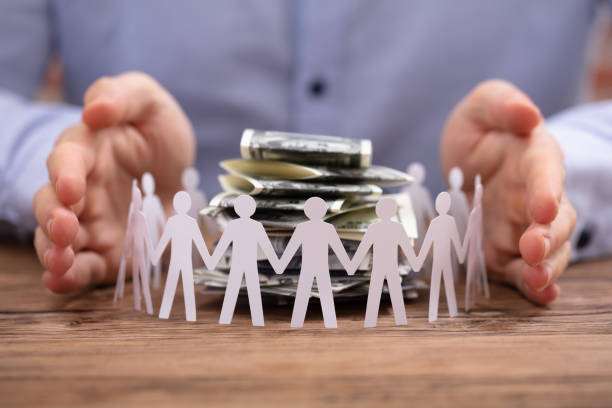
(450, 218, 464, 264)
(257, 223, 281, 274)
(328, 225, 351, 274)
(398, 227, 419, 272)
(348, 230, 373, 275)
(277, 226, 303, 274)
(151, 220, 172, 266)
(192, 219, 212, 269)
(208, 225, 233, 270)
(415, 226, 434, 272)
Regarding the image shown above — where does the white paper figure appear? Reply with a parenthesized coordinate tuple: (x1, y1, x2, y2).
(208, 194, 280, 326)
(447, 166, 470, 278)
(151, 191, 212, 322)
(349, 197, 420, 328)
(124, 185, 156, 315)
(182, 167, 208, 218)
(114, 180, 139, 302)
(462, 179, 489, 312)
(415, 192, 465, 322)
(404, 162, 435, 246)
(141, 172, 166, 290)
(277, 197, 351, 329)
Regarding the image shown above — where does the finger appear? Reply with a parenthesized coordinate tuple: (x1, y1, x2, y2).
(34, 227, 75, 275)
(522, 242, 572, 293)
(519, 196, 576, 265)
(42, 251, 108, 294)
(46, 129, 95, 206)
(462, 79, 541, 135)
(82, 72, 167, 129)
(33, 184, 79, 248)
(502, 258, 561, 305)
(522, 134, 565, 224)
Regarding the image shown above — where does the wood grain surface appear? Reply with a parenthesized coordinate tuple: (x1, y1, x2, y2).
(0, 243, 611, 407)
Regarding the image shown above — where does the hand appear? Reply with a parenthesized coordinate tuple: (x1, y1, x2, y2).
(33, 72, 195, 293)
(441, 79, 576, 305)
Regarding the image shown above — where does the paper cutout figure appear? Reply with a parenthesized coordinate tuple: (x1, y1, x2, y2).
(415, 192, 465, 322)
(278, 197, 351, 329)
(141, 172, 166, 290)
(208, 194, 280, 326)
(182, 167, 208, 218)
(124, 185, 156, 315)
(462, 179, 489, 312)
(349, 197, 420, 328)
(404, 162, 435, 246)
(152, 191, 212, 322)
(447, 166, 470, 278)
(114, 180, 139, 302)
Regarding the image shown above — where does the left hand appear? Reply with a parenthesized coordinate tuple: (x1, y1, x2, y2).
(441, 79, 576, 304)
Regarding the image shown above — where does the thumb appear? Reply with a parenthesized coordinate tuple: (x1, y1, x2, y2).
(460, 79, 542, 135)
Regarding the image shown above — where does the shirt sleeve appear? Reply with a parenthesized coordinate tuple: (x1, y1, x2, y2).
(0, 1, 82, 240)
(546, 100, 612, 261)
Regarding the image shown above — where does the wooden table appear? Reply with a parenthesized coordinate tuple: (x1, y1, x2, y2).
(1, 243, 611, 407)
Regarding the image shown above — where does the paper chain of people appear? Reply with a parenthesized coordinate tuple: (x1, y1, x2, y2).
(114, 164, 489, 328)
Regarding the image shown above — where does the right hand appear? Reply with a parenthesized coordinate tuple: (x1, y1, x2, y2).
(33, 72, 195, 293)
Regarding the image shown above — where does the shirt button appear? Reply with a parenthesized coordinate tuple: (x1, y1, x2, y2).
(308, 78, 327, 98)
(576, 224, 594, 250)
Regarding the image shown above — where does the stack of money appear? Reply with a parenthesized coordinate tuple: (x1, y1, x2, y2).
(197, 129, 426, 304)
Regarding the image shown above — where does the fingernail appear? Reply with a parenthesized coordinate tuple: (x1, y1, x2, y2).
(43, 249, 50, 268)
(543, 237, 551, 257)
(536, 263, 552, 292)
(47, 219, 54, 236)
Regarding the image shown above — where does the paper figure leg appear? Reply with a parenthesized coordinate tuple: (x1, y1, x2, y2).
(315, 273, 337, 329)
(153, 261, 162, 290)
(442, 266, 458, 318)
(428, 266, 441, 322)
(219, 268, 243, 325)
(132, 257, 141, 311)
(478, 246, 490, 299)
(159, 264, 180, 319)
(364, 274, 384, 328)
(244, 267, 264, 327)
(465, 255, 475, 313)
(114, 256, 127, 302)
(139, 260, 154, 315)
(181, 267, 196, 322)
(291, 271, 314, 328)
(387, 274, 408, 326)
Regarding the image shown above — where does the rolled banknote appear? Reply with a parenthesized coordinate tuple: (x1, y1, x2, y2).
(210, 192, 346, 213)
(218, 174, 382, 198)
(240, 129, 372, 168)
(220, 159, 412, 186)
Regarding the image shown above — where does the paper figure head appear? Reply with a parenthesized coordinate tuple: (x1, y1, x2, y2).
(132, 183, 143, 209)
(449, 166, 463, 190)
(435, 192, 451, 215)
(173, 191, 191, 214)
(234, 194, 256, 218)
(407, 162, 425, 184)
(142, 172, 155, 195)
(376, 197, 397, 220)
(474, 182, 483, 205)
(181, 167, 199, 190)
(304, 197, 327, 220)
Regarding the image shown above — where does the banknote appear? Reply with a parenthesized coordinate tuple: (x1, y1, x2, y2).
(219, 174, 383, 198)
(240, 129, 372, 169)
(210, 192, 346, 213)
(220, 159, 412, 186)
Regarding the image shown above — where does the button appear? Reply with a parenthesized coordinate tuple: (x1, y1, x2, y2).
(308, 78, 326, 97)
(576, 224, 594, 250)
